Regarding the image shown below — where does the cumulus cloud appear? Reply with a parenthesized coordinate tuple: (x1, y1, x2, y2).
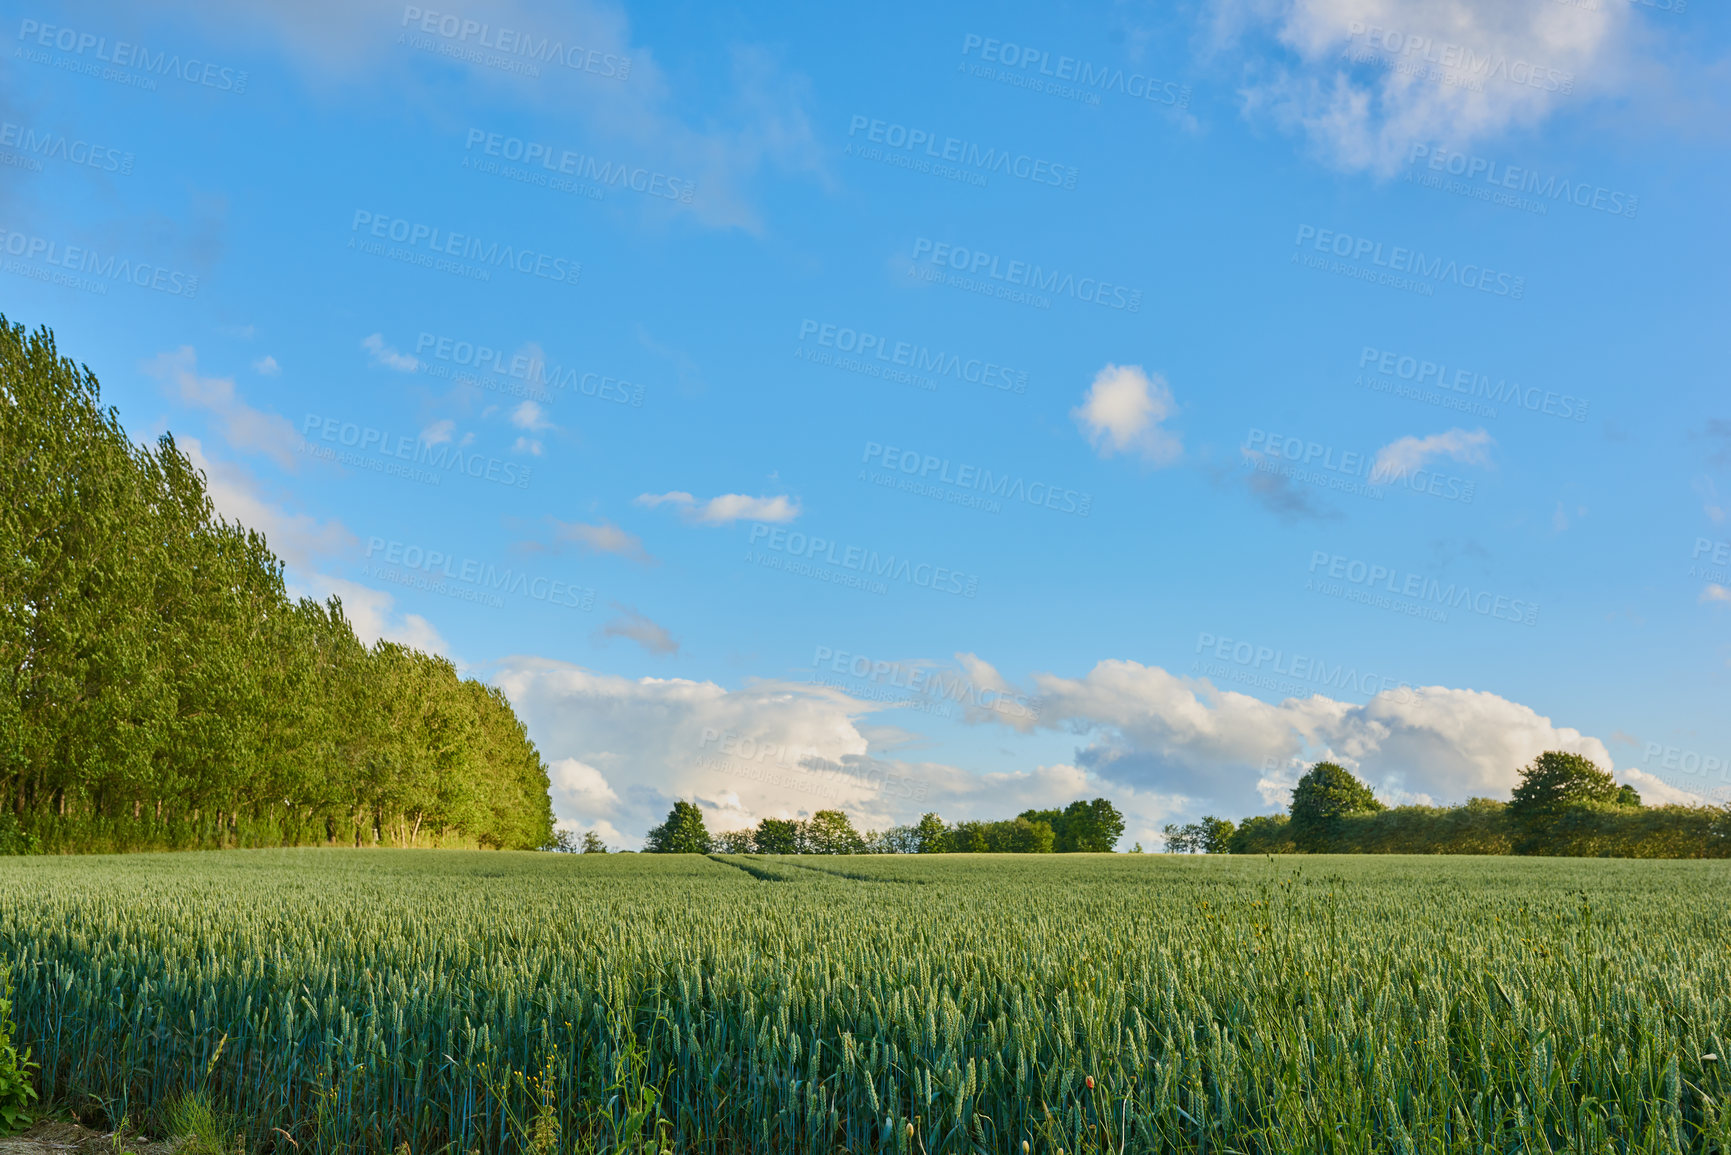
(487, 659, 1153, 845)
(421, 419, 456, 446)
(549, 757, 622, 812)
(1212, 0, 1633, 173)
(1073, 364, 1182, 465)
(974, 658, 1626, 817)
(1702, 584, 1731, 605)
(593, 604, 680, 655)
(362, 332, 420, 372)
(252, 355, 280, 376)
(1371, 427, 1493, 483)
(143, 347, 304, 469)
(635, 491, 800, 525)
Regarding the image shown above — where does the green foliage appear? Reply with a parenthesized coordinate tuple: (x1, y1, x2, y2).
(713, 828, 753, 854)
(1018, 797, 1126, 852)
(1289, 761, 1385, 851)
(1228, 813, 1297, 854)
(163, 1091, 236, 1155)
(1510, 751, 1624, 831)
(644, 801, 712, 853)
(0, 964, 37, 1132)
(753, 816, 801, 854)
(0, 318, 553, 854)
(1223, 753, 1720, 856)
(913, 811, 949, 852)
(1162, 815, 1236, 853)
(801, 808, 865, 854)
(0, 815, 38, 856)
(6, 850, 1731, 1153)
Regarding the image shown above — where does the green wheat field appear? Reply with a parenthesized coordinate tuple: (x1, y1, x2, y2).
(4, 850, 1730, 1154)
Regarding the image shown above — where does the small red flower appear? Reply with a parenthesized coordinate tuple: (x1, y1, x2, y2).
(1085, 1076, 1095, 1090)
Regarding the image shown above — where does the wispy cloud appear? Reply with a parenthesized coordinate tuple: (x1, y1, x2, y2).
(142, 346, 304, 469)
(1371, 428, 1493, 483)
(362, 332, 420, 372)
(593, 604, 680, 655)
(636, 491, 800, 525)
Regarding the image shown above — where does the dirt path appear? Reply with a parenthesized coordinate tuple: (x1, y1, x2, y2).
(0, 1122, 180, 1155)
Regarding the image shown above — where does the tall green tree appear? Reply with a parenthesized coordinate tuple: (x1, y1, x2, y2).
(1289, 762, 1385, 852)
(1060, 798, 1126, 852)
(753, 817, 801, 854)
(802, 809, 865, 854)
(1509, 751, 1623, 828)
(645, 801, 712, 853)
(0, 317, 555, 854)
(912, 812, 950, 853)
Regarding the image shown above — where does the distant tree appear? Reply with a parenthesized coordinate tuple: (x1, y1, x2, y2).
(1290, 762, 1384, 852)
(1061, 798, 1125, 852)
(869, 825, 920, 854)
(1227, 813, 1296, 854)
(1162, 817, 1235, 854)
(644, 801, 712, 853)
(1508, 751, 1623, 830)
(544, 828, 581, 853)
(753, 817, 801, 855)
(1616, 784, 1642, 807)
(580, 830, 608, 853)
(1018, 808, 1062, 841)
(1199, 816, 1236, 853)
(912, 812, 950, 853)
(1009, 816, 1056, 853)
(1130, 842, 1143, 853)
(713, 829, 753, 854)
(802, 809, 866, 854)
(948, 821, 991, 853)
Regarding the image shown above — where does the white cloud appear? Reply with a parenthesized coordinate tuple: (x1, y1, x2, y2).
(252, 354, 280, 376)
(546, 518, 656, 564)
(421, 419, 456, 446)
(510, 400, 554, 431)
(986, 658, 1619, 817)
(1072, 364, 1182, 465)
(549, 757, 622, 812)
(1371, 427, 1493, 483)
(1213, 0, 1633, 173)
(362, 332, 420, 372)
(635, 490, 800, 525)
(488, 659, 1147, 844)
(143, 346, 304, 469)
(1702, 584, 1731, 605)
(512, 437, 545, 456)
(593, 604, 680, 655)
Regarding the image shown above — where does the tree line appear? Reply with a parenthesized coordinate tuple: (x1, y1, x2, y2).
(639, 797, 1126, 854)
(1165, 752, 1731, 857)
(0, 318, 554, 854)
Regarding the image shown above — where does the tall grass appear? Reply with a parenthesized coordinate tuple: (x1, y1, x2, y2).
(3, 849, 1729, 1153)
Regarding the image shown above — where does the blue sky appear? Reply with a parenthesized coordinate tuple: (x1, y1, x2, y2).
(5, 0, 1728, 848)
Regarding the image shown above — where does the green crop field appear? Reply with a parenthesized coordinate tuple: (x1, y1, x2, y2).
(3, 850, 1730, 1154)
